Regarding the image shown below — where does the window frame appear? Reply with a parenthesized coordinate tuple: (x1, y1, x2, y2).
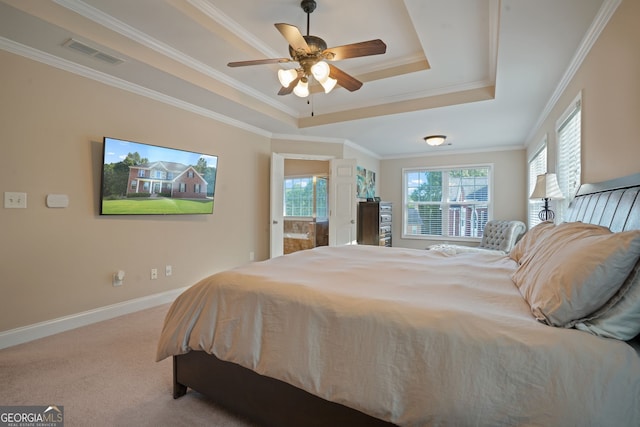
(528, 138, 548, 229)
(555, 92, 582, 221)
(401, 164, 494, 242)
(283, 175, 328, 219)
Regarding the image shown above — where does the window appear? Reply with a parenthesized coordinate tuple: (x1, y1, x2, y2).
(130, 180, 137, 190)
(179, 183, 186, 192)
(403, 166, 492, 239)
(556, 95, 582, 220)
(284, 176, 328, 218)
(138, 169, 145, 178)
(528, 142, 547, 228)
(194, 183, 201, 193)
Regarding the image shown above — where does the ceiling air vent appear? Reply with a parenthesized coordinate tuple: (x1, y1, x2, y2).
(62, 38, 124, 65)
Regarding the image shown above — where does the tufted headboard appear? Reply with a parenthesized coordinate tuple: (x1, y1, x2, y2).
(565, 173, 640, 232)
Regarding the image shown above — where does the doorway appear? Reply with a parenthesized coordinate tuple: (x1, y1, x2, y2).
(283, 173, 329, 255)
(270, 154, 357, 258)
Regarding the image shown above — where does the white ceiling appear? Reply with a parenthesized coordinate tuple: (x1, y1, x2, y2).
(0, 0, 609, 158)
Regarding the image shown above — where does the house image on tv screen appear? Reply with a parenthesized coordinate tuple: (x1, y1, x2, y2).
(127, 161, 207, 199)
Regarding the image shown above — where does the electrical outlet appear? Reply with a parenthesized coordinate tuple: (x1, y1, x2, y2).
(151, 268, 158, 280)
(165, 265, 172, 277)
(4, 192, 27, 208)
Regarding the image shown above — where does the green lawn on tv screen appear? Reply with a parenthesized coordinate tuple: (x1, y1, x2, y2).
(102, 198, 214, 214)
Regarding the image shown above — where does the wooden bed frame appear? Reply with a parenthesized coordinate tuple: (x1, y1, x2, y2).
(172, 173, 640, 427)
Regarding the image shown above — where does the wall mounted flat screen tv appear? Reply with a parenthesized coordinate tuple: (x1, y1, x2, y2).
(100, 137, 218, 215)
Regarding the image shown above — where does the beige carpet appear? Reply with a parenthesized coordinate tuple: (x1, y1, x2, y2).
(0, 304, 257, 427)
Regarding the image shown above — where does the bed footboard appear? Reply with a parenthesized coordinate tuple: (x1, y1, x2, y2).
(173, 351, 396, 427)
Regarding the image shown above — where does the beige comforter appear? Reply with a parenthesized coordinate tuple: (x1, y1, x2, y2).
(156, 245, 640, 426)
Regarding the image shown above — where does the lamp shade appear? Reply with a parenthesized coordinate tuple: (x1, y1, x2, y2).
(277, 69, 298, 88)
(318, 76, 337, 93)
(311, 61, 330, 81)
(529, 173, 564, 200)
(293, 79, 309, 97)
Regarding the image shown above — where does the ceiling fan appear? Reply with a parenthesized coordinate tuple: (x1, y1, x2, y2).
(227, 0, 387, 97)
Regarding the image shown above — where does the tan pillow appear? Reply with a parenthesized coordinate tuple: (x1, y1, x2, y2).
(509, 221, 555, 263)
(511, 222, 640, 327)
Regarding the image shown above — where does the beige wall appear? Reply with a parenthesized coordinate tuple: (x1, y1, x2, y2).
(2, 0, 637, 334)
(344, 144, 381, 198)
(526, 0, 640, 183)
(0, 51, 271, 331)
(284, 160, 329, 176)
(380, 149, 527, 250)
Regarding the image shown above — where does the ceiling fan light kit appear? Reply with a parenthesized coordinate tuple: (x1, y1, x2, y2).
(293, 78, 310, 97)
(227, 0, 386, 98)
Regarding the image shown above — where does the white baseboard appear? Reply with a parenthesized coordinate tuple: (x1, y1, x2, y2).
(0, 287, 188, 350)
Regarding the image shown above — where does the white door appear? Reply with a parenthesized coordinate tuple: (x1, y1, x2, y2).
(270, 153, 285, 258)
(329, 158, 357, 246)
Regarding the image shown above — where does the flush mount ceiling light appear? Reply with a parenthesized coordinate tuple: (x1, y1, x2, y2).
(423, 135, 447, 146)
(227, 0, 386, 98)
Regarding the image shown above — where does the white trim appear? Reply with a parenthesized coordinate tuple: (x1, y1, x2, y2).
(401, 163, 494, 241)
(527, 133, 547, 164)
(525, 0, 621, 145)
(53, 0, 295, 116)
(556, 91, 582, 129)
(0, 287, 188, 350)
(383, 144, 523, 160)
(0, 37, 272, 139)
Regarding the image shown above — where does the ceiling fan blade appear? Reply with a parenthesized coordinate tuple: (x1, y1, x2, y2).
(228, 58, 291, 67)
(329, 64, 363, 92)
(324, 39, 387, 61)
(278, 77, 301, 96)
(275, 23, 310, 53)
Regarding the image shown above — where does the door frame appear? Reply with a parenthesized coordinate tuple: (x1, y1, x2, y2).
(270, 153, 335, 258)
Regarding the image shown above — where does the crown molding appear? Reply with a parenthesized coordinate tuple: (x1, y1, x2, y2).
(525, 0, 622, 145)
(52, 0, 297, 117)
(0, 37, 272, 138)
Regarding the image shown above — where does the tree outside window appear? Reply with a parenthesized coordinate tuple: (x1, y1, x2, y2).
(403, 166, 491, 239)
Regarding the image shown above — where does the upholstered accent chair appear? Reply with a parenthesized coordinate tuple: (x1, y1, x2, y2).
(477, 220, 527, 252)
(429, 220, 527, 255)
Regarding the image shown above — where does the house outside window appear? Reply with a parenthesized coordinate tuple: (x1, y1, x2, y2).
(179, 183, 186, 192)
(284, 176, 328, 218)
(138, 169, 145, 178)
(402, 165, 492, 240)
(194, 183, 201, 193)
(130, 179, 137, 190)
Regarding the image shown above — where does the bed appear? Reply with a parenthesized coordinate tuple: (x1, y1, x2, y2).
(156, 173, 640, 427)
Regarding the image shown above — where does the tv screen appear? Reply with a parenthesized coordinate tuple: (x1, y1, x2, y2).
(100, 137, 218, 215)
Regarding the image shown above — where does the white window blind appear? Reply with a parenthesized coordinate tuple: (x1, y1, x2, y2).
(556, 97, 582, 220)
(402, 166, 492, 239)
(284, 176, 328, 218)
(528, 143, 547, 228)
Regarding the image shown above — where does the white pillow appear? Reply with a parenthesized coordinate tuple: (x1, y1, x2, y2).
(511, 222, 640, 327)
(575, 260, 640, 340)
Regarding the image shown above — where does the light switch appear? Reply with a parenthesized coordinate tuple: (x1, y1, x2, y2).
(4, 192, 27, 208)
(46, 194, 69, 208)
